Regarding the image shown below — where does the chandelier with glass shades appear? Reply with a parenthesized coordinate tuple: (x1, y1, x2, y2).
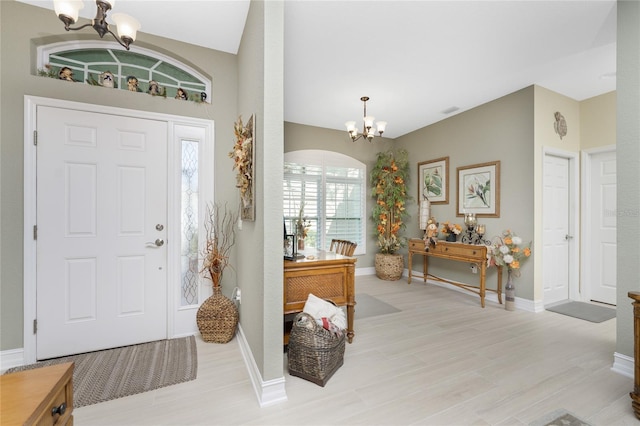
(53, 0, 141, 50)
(345, 96, 387, 142)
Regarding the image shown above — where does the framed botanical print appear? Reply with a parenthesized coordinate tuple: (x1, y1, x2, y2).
(417, 156, 449, 204)
(456, 161, 500, 217)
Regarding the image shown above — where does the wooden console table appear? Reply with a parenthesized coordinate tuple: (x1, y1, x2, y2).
(408, 238, 502, 308)
(0, 362, 74, 426)
(284, 250, 356, 343)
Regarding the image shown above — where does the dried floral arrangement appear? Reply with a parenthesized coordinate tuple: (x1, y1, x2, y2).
(228, 115, 255, 220)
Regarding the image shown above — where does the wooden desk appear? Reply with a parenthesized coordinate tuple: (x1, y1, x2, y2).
(1, 362, 74, 426)
(284, 250, 356, 343)
(408, 238, 502, 308)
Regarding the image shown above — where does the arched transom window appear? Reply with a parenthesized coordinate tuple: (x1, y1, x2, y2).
(37, 41, 211, 101)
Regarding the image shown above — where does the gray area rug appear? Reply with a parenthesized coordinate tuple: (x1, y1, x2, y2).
(355, 293, 401, 319)
(546, 301, 616, 323)
(5, 336, 197, 407)
(529, 408, 592, 426)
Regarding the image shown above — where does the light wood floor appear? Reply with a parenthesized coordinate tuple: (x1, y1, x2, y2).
(75, 275, 637, 425)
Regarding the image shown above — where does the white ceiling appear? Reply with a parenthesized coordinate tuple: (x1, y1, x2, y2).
(21, 0, 617, 139)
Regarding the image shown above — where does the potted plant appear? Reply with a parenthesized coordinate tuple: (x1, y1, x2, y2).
(196, 203, 239, 343)
(371, 148, 412, 280)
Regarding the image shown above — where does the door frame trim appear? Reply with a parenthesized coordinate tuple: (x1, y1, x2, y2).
(542, 147, 580, 304)
(23, 96, 213, 364)
(580, 145, 616, 304)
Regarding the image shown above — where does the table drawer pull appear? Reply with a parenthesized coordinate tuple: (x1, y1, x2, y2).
(51, 402, 66, 417)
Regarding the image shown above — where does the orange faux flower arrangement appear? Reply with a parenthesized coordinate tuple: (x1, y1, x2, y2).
(440, 221, 462, 236)
(371, 149, 411, 254)
(488, 230, 531, 276)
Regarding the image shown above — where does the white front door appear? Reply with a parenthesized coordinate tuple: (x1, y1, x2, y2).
(542, 154, 571, 304)
(588, 150, 617, 305)
(36, 106, 168, 359)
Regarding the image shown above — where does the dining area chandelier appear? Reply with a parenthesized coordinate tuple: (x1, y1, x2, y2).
(345, 96, 387, 142)
(53, 0, 141, 50)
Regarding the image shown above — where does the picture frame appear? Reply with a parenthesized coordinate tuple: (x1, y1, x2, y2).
(456, 161, 500, 217)
(284, 234, 296, 260)
(417, 156, 449, 204)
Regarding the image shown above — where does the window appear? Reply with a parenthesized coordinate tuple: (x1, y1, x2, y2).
(180, 140, 199, 306)
(37, 41, 211, 101)
(284, 150, 366, 255)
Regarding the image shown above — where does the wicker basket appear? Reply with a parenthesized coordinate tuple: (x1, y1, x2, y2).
(287, 312, 345, 387)
(374, 253, 404, 281)
(196, 288, 239, 343)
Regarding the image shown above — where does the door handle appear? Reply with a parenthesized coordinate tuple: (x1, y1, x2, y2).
(565, 234, 573, 240)
(146, 239, 165, 247)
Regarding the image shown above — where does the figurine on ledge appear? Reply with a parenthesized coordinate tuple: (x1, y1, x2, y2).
(423, 217, 439, 251)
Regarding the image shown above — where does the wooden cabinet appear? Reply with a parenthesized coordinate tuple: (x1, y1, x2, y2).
(408, 238, 502, 308)
(0, 362, 74, 426)
(284, 250, 356, 343)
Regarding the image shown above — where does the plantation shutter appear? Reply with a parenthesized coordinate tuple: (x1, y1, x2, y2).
(283, 151, 366, 254)
(324, 166, 364, 250)
(283, 163, 322, 249)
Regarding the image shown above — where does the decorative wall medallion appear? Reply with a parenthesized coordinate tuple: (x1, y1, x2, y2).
(554, 111, 567, 140)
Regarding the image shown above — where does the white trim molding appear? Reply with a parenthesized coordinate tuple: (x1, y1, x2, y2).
(612, 351, 634, 378)
(236, 325, 288, 407)
(402, 267, 541, 312)
(0, 348, 26, 374)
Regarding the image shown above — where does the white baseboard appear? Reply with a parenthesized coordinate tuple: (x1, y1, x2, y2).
(0, 347, 25, 373)
(612, 352, 634, 378)
(401, 267, 543, 313)
(356, 266, 375, 276)
(235, 324, 288, 407)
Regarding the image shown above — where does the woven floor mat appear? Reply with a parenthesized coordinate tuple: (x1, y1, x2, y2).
(5, 336, 197, 407)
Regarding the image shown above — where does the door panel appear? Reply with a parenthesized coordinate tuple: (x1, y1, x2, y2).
(36, 106, 168, 359)
(589, 151, 616, 305)
(543, 155, 570, 304)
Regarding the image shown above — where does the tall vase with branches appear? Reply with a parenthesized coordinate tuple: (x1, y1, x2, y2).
(201, 203, 237, 288)
(197, 203, 240, 343)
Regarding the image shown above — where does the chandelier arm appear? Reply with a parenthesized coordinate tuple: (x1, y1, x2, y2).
(55, 1, 134, 50)
(106, 27, 132, 50)
(62, 21, 94, 32)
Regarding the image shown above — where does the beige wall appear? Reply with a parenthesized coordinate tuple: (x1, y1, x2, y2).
(236, 0, 285, 382)
(0, 0, 239, 351)
(532, 86, 581, 301)
(284, 122, 395, 270)
(396, 87, 536, 299)
(581, 91, 616, 150)
(285, 86, 618, 309)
